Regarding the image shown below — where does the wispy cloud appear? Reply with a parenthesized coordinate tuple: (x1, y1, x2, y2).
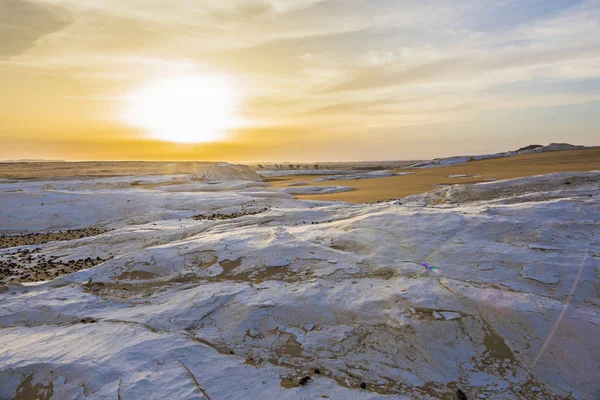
(2, 0, 599, 160)
(0, 0, 71, 56)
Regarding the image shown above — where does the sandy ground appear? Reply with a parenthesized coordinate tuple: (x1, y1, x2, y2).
(267, 148, 600, 203)
(0, 161, 214, 180)
(0, 161, 413, 180)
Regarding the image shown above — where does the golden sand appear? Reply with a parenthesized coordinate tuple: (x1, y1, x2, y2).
(269, 149, 600, 203)
(0, 161, 213, 180)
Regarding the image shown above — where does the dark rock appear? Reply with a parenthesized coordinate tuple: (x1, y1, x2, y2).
(456, 389, 468, 400)
(516, 144, 543, 152)
(299, 376, 312, 386)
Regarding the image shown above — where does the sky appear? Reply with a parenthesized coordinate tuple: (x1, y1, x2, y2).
(1, 0, 599, 162)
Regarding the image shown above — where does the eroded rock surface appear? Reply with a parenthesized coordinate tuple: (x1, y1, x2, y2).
(1, 171, 599, 399)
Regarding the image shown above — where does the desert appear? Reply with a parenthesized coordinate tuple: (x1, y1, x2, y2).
(1, 145, 599, 399)
(3, 1, 600, 398)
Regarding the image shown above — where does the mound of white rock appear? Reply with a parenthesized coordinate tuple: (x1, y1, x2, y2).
(192, 163, 264, 182)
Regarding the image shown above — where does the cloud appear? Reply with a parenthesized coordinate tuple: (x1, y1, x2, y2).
(207, 0, 326, 20)
(327, 42, 600, 94)
(2, 0, 600, 160)
(0, 0, 71, 56)
(328, 59, 462, 92)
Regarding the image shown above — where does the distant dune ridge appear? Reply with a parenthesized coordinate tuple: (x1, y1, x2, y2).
(517, 142, 596, 154)
(0, 159, 66, 163)
(407, 142, 598, 169)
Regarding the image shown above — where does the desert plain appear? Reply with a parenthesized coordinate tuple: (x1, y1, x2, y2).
(0, 145, 599, 400)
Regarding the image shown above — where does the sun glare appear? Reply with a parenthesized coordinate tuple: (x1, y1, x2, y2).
(123, 74, 238, 143)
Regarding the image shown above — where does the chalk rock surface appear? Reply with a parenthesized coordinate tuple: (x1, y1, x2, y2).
(1, 170, 599, 399)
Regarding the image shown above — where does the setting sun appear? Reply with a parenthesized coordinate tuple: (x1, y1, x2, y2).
(123, 74, 238, 143)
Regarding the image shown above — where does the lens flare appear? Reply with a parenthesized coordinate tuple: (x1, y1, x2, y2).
(422, 263, 440, 275)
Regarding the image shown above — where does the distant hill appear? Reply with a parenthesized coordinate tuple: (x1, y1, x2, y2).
(408, 143, 599, 169)
(516, 143, 592, 154)
(516, 144, 543, 152)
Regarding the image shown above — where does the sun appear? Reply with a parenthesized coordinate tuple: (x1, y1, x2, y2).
(123, 74, 238, 143)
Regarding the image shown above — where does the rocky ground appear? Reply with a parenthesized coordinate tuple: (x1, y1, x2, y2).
(0, 168, 599, 399)
(0, 246, 111, 283)
(0, 228, 108, 249)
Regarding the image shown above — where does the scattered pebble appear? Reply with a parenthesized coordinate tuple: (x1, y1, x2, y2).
(440, 311, 462, 320)
(248, 329, 260, 338)
(191, 209, 267, 221)
(0, 228, 108, 249)
(0, 248, 111, 283)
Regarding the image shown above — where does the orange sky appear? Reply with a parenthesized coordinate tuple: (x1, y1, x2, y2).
(1, 0, 599, 161)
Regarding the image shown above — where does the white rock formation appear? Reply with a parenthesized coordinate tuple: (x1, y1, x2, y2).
(192, 163, 264, 182)
(1, 170, 599, 399)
